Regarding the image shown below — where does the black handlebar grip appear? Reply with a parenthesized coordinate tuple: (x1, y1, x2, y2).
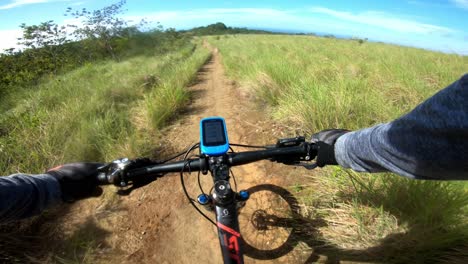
(97, 172, 110, 184)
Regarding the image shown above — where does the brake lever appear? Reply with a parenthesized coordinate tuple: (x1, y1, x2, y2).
(275, 136, 305, 147)
(105, 158, 133, 186)
(295, 141, 318, 169)
(98, 157, 164, 188)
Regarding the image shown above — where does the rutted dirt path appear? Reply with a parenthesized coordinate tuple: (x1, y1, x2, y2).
(77, 45, 316, 263)
(121, 47, 252, 263)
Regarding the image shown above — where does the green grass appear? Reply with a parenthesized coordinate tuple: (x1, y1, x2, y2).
(0, 43, 210, 174)
(144, 45, 211, 128)
(0, 42, 210, 262)
(207, 34, 468, 263)
(209, 35, 467, 131)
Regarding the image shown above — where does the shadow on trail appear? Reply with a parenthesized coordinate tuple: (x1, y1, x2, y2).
(187, 53, 213, 86)
(171, 54, 213, 118)
(180, 88, 208, 116)
(55, 216, 112, 261)
(241, 184, 466, 264)
(0, 199, 116, 263)
(241, 184, 326, 261)
(0, 208, 67, 263)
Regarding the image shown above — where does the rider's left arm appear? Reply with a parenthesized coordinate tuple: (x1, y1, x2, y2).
(0, 174, 62, 223)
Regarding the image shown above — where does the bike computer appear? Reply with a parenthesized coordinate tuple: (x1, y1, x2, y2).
(200, 117, 229, 156)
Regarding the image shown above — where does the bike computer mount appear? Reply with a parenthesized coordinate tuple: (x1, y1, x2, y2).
(199, 117, 229, 156)
(198, 117, 247, 207)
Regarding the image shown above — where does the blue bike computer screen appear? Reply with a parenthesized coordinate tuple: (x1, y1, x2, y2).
(200, 117, 229, 156)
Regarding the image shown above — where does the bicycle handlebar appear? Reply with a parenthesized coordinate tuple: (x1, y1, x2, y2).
(96, 136, 317, 264)
(98, 138, 316, 185)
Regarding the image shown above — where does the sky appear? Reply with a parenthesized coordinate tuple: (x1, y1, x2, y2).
(0, 0, 467, 54)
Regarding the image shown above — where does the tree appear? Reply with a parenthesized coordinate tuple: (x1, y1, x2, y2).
(17, 20, 69, 74)
(19, 21, 68, 49)
(66, 0, 128, 59)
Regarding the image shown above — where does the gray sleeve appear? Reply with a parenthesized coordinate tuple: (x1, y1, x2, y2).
(335, 74, 468, 180)
(0, 174, 62, 223)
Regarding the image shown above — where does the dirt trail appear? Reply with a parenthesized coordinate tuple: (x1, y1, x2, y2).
(83, 46, 315, 263)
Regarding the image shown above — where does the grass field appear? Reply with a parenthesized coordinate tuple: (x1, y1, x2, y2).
(0, 41, 210, 262)
(0, 43, 210, 175)
(207, 34, 468, 263)
(1, 33, 466, 263)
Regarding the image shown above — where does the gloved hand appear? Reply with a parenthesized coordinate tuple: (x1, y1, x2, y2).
(311, 129, 349, 167)
(47, 162, 106, 202)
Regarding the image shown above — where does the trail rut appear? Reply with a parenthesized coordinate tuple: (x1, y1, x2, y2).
(76, 46, 316, 263)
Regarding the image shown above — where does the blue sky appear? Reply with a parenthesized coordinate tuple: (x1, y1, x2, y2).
(0, 0, 467, 54)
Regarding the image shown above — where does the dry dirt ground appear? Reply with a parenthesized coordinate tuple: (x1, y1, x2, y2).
(56, 47, 325, 264)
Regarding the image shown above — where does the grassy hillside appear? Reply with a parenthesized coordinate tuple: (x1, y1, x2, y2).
(0, 43, 210, 175)
(207, 34, 468, 263)
(0, 40, 210, 262)
(209, 35, 467, 130)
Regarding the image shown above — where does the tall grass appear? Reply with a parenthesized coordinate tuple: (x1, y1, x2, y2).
(208, 34, 468, 263)
(144, 46, 211, 128)
(0, 43, 210, 174)
(0, 42, 210, 262)
(209, 35, 467, 130)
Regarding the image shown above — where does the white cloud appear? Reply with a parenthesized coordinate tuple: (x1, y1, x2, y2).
(451, 0, 468, 9)
(204, 8, 287, 17)
(71, 1, 85, 6)
(1, 6, 465, 55)
(128, 8, 290, 24)
(309, 7, 454, 35)
(0, 0, 71, 10)
(124, 8, 346, 33)
(0, 29, 23, 51)
(126, 7, 465, 55)
(128, 7, 456, 36)
(0, 17, 82, 52)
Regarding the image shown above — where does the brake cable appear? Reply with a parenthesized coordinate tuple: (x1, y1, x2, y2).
(180, 143, 216, 226)
(197, 170, 207, 195)
(230, 169, 238, 192)
(180, 142, 269, 226)
(161, 150, 189, 163)
(229, 143, 267, 149)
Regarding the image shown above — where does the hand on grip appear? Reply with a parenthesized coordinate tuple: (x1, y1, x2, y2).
(310, 129, 349, 167)
(47, 162, 105, 202)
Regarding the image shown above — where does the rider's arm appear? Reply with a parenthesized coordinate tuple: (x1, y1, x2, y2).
(0, 174, 62, 222)
(0, 163, 104, 223)
(334, 74, 468, 180)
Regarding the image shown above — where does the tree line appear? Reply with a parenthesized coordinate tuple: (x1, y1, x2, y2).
(0, 0, 187, 93)
(0, 0, 277, 95)
(181, 22, 274, 36)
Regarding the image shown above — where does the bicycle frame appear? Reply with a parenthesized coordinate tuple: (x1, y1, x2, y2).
(105, 137, 316, 264)
(216, 202, 243, 263)
(208, 155, 245, 264)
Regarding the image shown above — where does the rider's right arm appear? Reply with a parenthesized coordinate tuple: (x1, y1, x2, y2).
(334, 74, 468, 180)
(0, 174, 62, 223)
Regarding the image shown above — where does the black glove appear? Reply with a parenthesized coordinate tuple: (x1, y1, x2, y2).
(311, 129, 349, 167)
(47, 162, 106, 202)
